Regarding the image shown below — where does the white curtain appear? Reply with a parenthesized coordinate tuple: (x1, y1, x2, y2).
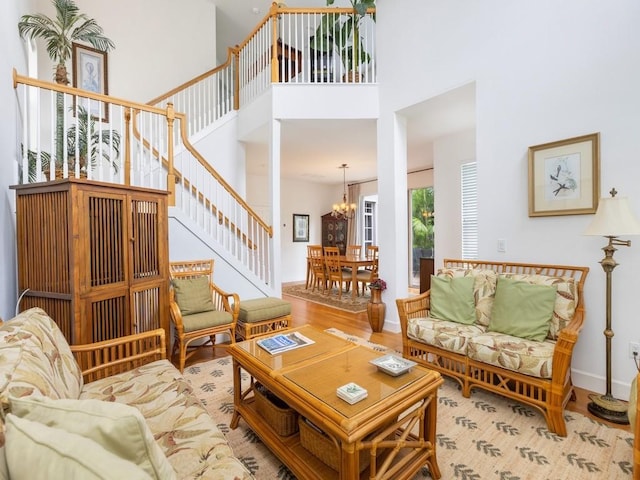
(347, 183, 361, 248)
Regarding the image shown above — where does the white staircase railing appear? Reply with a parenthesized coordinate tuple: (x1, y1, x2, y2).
(13, 70, 273, 286)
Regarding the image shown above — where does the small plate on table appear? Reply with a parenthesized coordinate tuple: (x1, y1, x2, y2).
(370, 354, 417, 376)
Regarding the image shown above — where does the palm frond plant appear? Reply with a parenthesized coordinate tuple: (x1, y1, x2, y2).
(25, 105, 121, 181)
(312, 0, 375, 81)
(18, 0, 115, 163)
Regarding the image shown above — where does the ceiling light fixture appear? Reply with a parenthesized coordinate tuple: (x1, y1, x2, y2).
(331, 163, 356, 220)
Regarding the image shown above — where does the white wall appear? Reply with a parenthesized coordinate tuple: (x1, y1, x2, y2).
(377, 0, 640, 397)
(0, 0, 33, 320)
(433, 129, 476, 262)
(247, 172, 339, 283)
(32, 0, 216, 103)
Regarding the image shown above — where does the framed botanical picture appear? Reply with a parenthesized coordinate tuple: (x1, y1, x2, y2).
(72, 42, 109, 122)
(528, 133, 600, 217)
(293, 214, 309, 242)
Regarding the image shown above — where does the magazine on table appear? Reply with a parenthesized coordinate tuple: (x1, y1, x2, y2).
(257, 331, 315, 355)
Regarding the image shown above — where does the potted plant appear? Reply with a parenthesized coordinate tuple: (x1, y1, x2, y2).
(367, 277, 386, 332)
(313, 0, 376, 82)
(18, 0, 115, 163)
(25, 105, 121, 182)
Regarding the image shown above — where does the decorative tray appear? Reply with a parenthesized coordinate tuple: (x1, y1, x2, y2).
(369, 354, 417, 376)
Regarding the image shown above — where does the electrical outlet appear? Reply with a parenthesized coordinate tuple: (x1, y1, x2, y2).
(497, 239, 506, 253)
(629, 342, 640, 359)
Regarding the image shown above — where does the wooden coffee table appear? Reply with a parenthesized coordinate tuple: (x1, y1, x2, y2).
(229, 325, 443, 479)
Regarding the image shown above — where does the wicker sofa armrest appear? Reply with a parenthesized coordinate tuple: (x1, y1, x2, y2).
(395, 290, 431, 339)
(71, 328, 166, 383)
(551, 307, 585, 386)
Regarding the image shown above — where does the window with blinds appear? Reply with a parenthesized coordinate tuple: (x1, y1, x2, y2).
(461, 162, 478, 259)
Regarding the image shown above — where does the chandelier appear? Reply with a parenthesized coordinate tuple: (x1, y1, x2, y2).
(332, 163, 357, 220)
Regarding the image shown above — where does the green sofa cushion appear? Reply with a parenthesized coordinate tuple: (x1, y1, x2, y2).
(488, 277, 557, 342)
(429, 275, 476, 325)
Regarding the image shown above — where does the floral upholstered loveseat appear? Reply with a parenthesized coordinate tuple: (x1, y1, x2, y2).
(396, 259, 588, 437)
(0, 307, 253, 480)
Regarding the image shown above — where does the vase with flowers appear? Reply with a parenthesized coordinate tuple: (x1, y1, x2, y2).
(367, 278, 386, 332)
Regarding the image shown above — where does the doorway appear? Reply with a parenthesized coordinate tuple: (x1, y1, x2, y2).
(409, 187, 434, 287)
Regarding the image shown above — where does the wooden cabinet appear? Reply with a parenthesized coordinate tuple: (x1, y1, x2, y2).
(321, 213, 348, 255)
(12, 179, 169, 348)
(419, 257, 435, 293)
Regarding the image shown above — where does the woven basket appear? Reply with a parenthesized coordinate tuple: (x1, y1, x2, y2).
(254, 383, 298, 437)
(299, 417, 371, 472)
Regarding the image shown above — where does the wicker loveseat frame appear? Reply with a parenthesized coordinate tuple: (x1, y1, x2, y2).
(396, 259, 589, 437)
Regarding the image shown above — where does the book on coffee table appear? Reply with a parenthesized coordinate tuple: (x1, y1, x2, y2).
(257, 332, 315, 355)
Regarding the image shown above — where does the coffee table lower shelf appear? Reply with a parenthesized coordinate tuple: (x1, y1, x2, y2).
(233, 392, 438, 480)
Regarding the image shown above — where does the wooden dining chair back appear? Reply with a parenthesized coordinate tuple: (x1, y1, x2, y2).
(308, 246, 327, 293)
(357, 246, 380, 295)
(324, 246, 350, 299)
(306, 245, 324, 289)
(169, 259, 239, 372)
(346, 245, 362, 257)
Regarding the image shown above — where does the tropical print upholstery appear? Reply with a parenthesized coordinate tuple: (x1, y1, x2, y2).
(407, 317, 486, 355)
(0, 308, 253, 480)
(437, 268, 497, 326)
(0, 308, 83, 404)
(80, 360, 253, 480)
(467, 332, 555, 378)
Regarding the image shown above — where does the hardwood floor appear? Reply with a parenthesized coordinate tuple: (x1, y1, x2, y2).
(183, 293, 631, 433)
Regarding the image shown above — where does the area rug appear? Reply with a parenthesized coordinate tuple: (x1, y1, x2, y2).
(184, 333, 634, 479)
(282, 282, 369, 313)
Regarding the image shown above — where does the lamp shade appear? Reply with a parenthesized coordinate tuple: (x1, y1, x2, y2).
(584, 196, 640, 237)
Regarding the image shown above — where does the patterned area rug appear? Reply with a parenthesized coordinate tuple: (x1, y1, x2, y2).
(184, 330, 634, 479)
(282, 282, 369, 313)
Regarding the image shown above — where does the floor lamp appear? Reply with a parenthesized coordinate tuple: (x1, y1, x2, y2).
(584, 188, 640, 424)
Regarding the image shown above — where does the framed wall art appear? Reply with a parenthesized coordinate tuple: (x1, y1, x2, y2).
(72, 42, 109, 121)
(528, 132, 600, 217)
(292, 214, 309, 242)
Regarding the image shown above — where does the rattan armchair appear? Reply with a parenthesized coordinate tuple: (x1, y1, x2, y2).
(169, 259, 239, 372)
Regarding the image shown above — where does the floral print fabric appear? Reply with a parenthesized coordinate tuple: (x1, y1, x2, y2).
(0, 308, 253, 480)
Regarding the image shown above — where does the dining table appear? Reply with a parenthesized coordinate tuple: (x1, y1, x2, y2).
(338, 254, 376, 302)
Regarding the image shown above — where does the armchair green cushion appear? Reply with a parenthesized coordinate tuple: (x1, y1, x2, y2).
(172, 276, 214, 316)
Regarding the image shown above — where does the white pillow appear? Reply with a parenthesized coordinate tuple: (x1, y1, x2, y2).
(9, 396, 176, 480)
(5, 414, 153, 479)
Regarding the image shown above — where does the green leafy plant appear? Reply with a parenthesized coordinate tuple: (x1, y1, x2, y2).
(25, 105, 121, 182)
(313, 0, 376, 79)
(18, 0, 115, 163)
(411, 187, 435, 252)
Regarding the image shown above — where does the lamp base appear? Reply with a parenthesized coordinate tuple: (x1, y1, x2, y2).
(587, 393, 629, 424)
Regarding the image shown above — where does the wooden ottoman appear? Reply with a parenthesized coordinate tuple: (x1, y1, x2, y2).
(236, 297, 292, 340)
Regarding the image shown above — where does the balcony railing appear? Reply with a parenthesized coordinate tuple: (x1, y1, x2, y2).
(149, 4, 376, 138)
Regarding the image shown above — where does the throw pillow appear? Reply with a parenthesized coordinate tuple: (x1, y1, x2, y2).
(9, 396, 176, 480)
(488, 277, 557, 342)
(429, 275, 476, 325)
(172, 276, 214, 315)
(5, 414, 153, 480)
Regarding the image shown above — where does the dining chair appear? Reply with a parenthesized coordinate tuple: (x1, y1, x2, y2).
(324, 246, 351, 299)
(308, 245, 327, 293)
(357, 245, 379, 295)
(341, 245, 362, 292)
(169, 259, 239, 372)
(306, 244, 323, 289)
